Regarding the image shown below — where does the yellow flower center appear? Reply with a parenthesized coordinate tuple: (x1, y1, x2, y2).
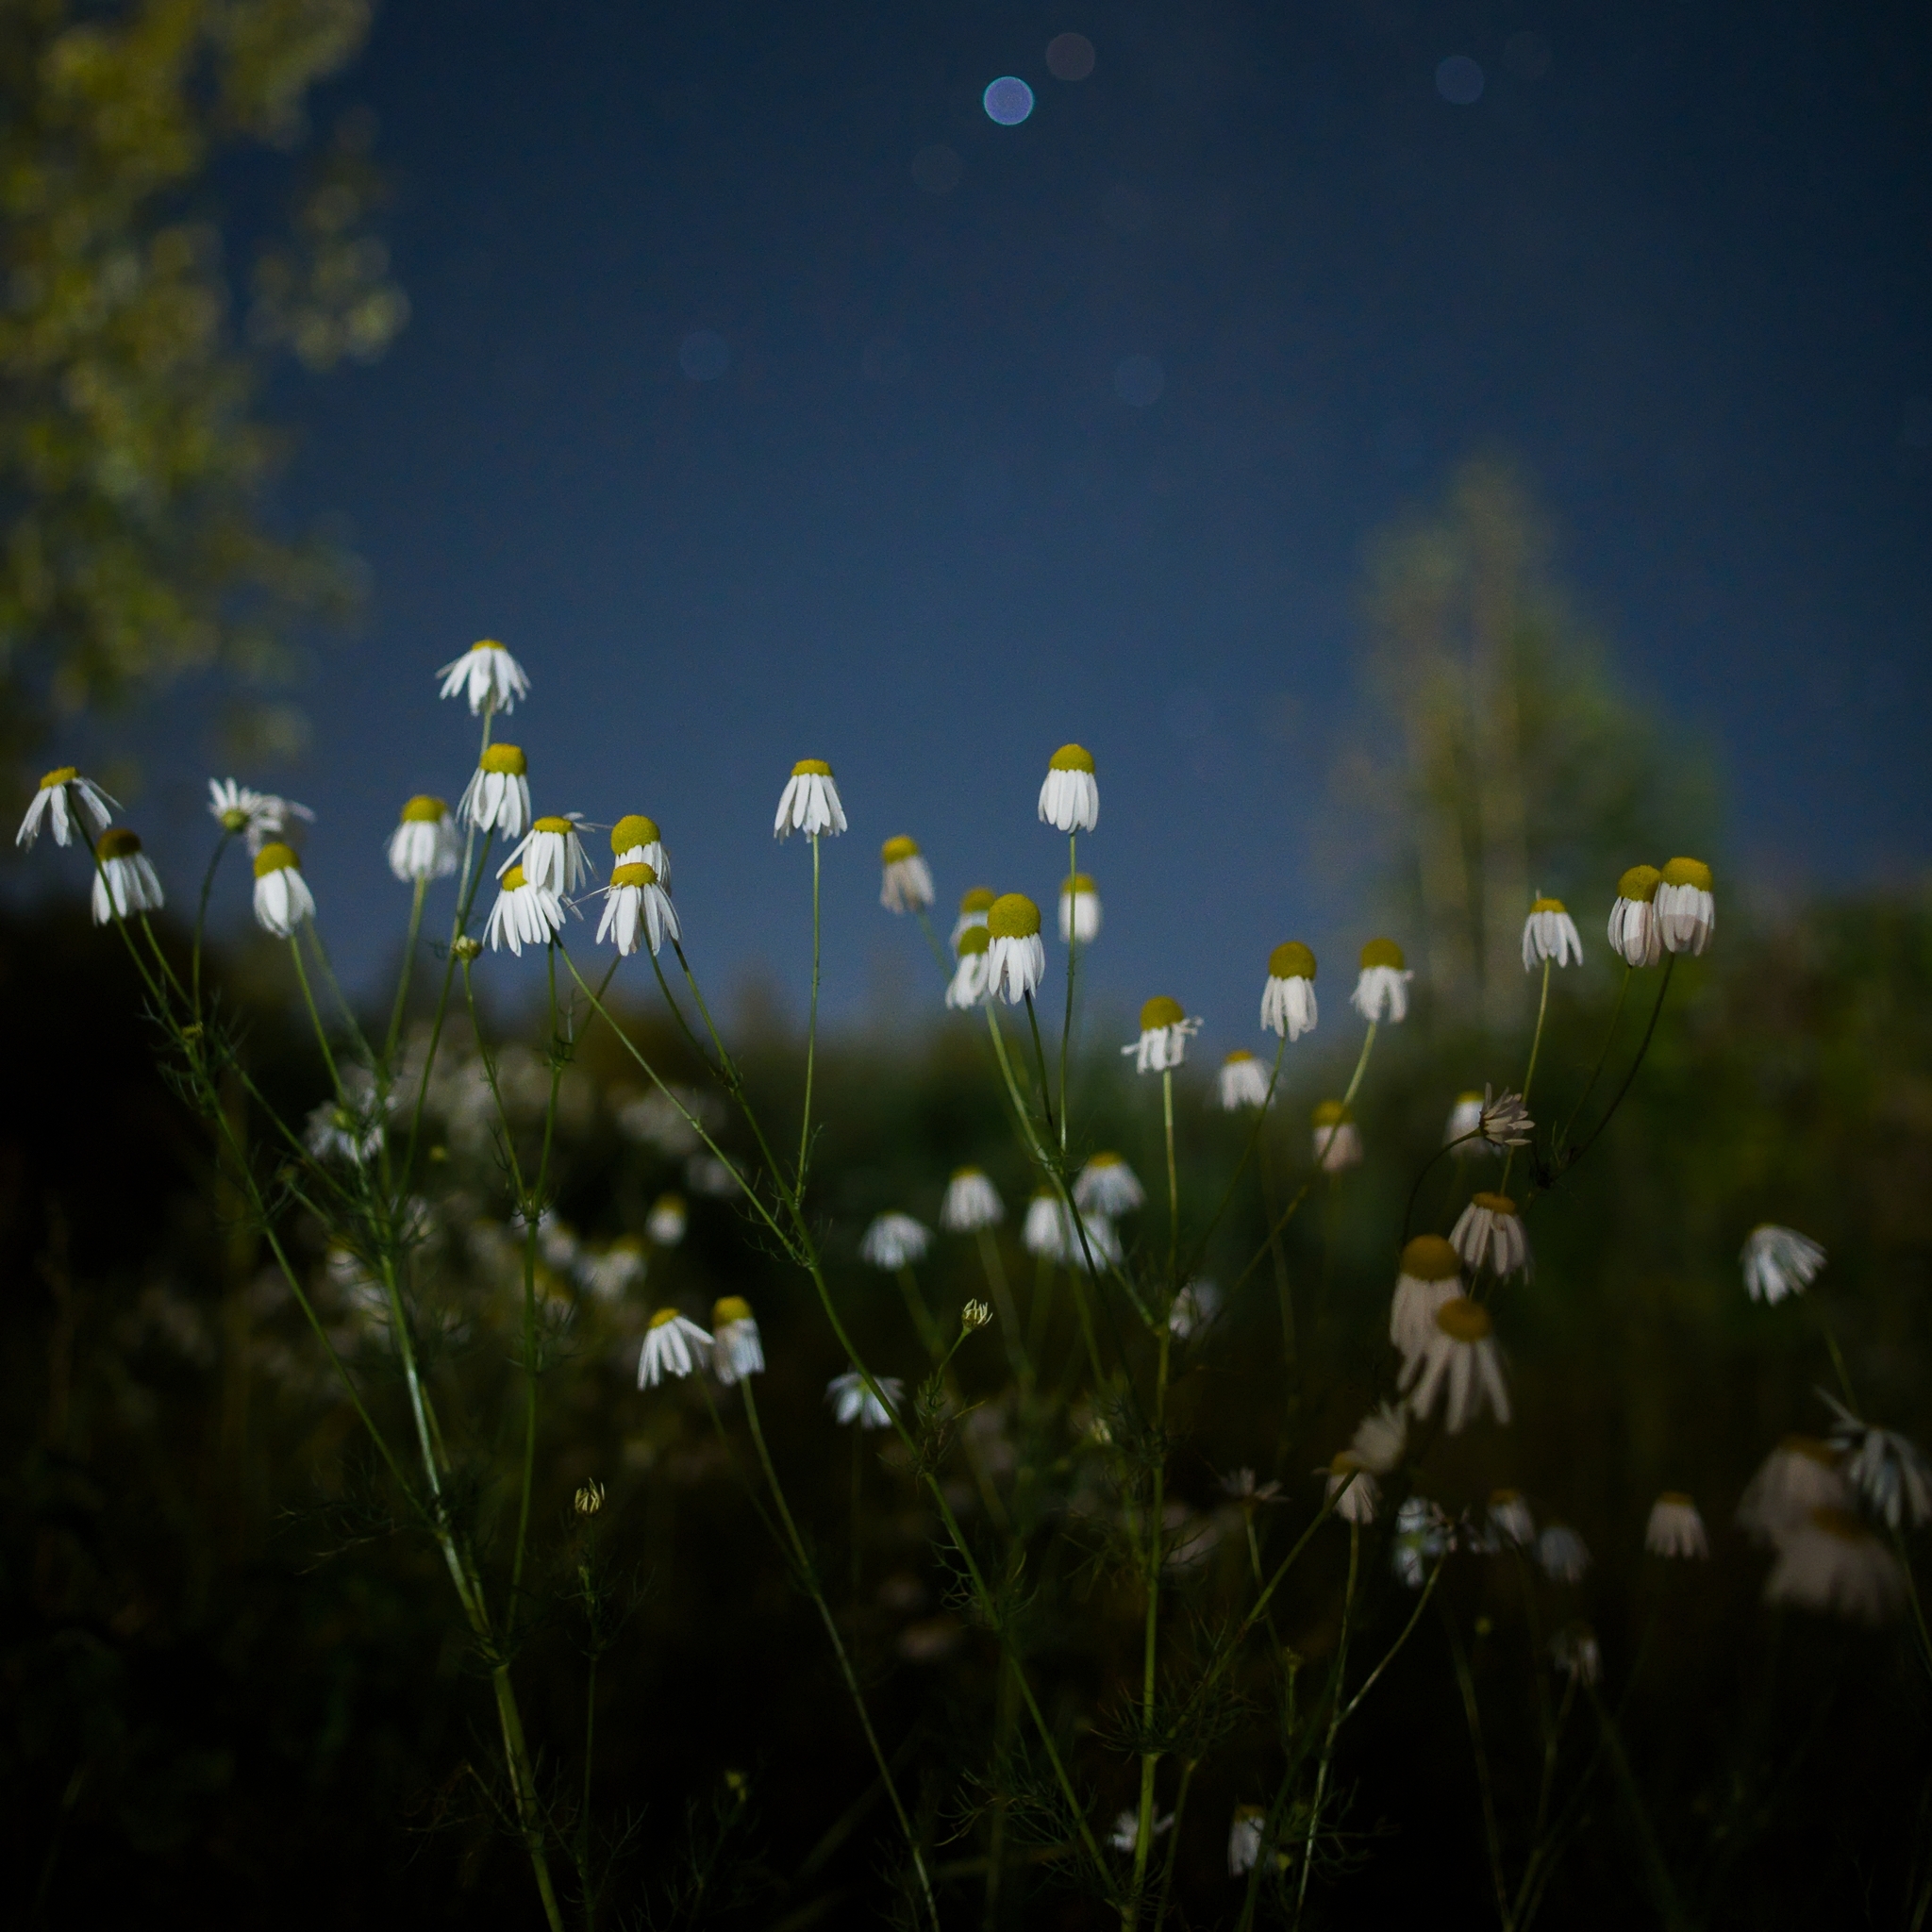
(648, 1307, 681, 1329)
(1312, 1100, 1348, 1127)
(791, 758, 833, 776)
(253, 841, 298, 876)
(1062, 872, 1097, 894)
(1660, 856, 1712, 891)
(1269, 940, 1316, 981)
(1779, 1434, 1836, 1465)
(97, 826, 142, 858)
(1435, 1296, 1492, 1342)
(500, 864, 529, 891)
(956, 925, 991, 957)
(881, 834, 921, 863)
(1088, 1151, 1123, 1170)
(1329, 1452, 1362, 1478)
(1223, 1049, 1257, 1066)
(470, 639, 507, 656)
(1657, 1491, 1694, 1508)
(1140, 994, 1185, 1031)
(39, 765, 77, 789)
(1400, 1234, 1460, 1281)
(987, 892, 1041, 939)
(479, 743, 526, 775)
(1529, 896, 1566, 915)
(713, 1296, 753, 1326)
(610, 813, 660, 852)
(1456, 1090, 1483, 1106)
(959, 887, 994, 913)
(532, 815, 574, 836)
(1491, 1487, 1521, 1506)
(1048, 742, 1095, 774)
(610, 862, 658, 889)
(1471, 1191, 1518, 1217)
(401, 794, 447, 824)
(1360, 937, 1406, 970)
(1617, 863, 1661, 902)
(950, 1165, 985, 1182)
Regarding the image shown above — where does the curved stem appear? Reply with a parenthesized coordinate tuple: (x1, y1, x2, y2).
(1565, 955, 1677, 1172)
(1162, 1069, 1179, 1290)
(1500, 959, 1553, 1196)
(1558, 963, 1633, 1147)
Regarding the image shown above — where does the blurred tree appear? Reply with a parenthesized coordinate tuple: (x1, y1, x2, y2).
(1357, 458, 1712, 1029)
(0, 0, 406, 765)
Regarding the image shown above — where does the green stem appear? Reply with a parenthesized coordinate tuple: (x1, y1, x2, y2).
(1565, 955, 1676, 1171)
(1293, 1520, 1359, 1924)
(1150, 1757, 1195, 1932)
(797, 831, 822, 1188)
(287, 934, 342, 1096)
(1161, 1069, 1178, 1290)
(1558, 963, 1633, 1147)
(976, 1227, 1031, 1388)
(1023, 991, 1058, 1143)
(1441, 1602, 1512, 1928)
(1500, 958, 1553, 1196)
(191, 829, 234, 1017)
(384, 874, 429, 1071)
(1127, 1323, 1174, 1926)
(1059, 830, 1076, 1153)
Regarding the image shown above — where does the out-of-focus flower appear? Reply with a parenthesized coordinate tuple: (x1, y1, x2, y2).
(827, 1371, 901, 1428)
(1478, 1087, 1533, 1147)
(940, 1167, 1004, 1232)
(611, 814, 671, 888)
(638, 1308, 711, 1387)
(1023, 1191, 1062, 1258)
(503, 814, 592, 897)
(880, 835, 934, 913)
(486, 864, 565, 956)
(1537, 1524, 1591, 1584)
(1324, 1455, 1379, 1524)
(578, 1238, 646, 1302)
(1350, 1402, 1409, 1475)
(1451, 1191, 1531, 1279)
(1656, 857, 1715, 956)
(859, 1212, 931, 1270)
(390, 796, 458, 883)
(1394, 1495, 1451, 1587)
(1168, 1279, 1222, 1339)
(1645, 1492, 1710, 1558)
(1039, 743, 1099, 833)
(1059, 871, 1101, 942)
(985, 893, 1046, 1003)
(1351, 938, 1413, 1023)
(1607, 864, 1663, 967)
(1443, 1091, 1497, 1157)
(1075, 1152, 1143, 1215)
(1404, 1298, 1510, 1433)
(1228, 1805, 1269, 1878)
(209, 778, 313, 854)
(1061, 1208, 1122, 1272)
(1108, 1808, 1173, 1855)
(252, 841, 314, 936)
(1218, 1049, 1273, 1111)
(91, 828, 164, 924)
(17, 765, 115, 849)
(1740, 1224, 1825, 1305)
(1765, 1507, 1906, 1623)
(306, 1067, 389, 1164)
(1738, 1436, 1848, 1544)
(1259, 941, 1318, 1041)
(1488, 1489, 1535, 1548)
(1522, 895, 1583, 970)
(647, 1193, 688, 1245)
(1391, 1236, 1463, 1372)
(596, 862, 679, 957)
(1825, 1394, 1932, 1531)
(438, 638, 529, 714)
(1220, 1468, 1284, 1508)
(712, 1297, 765, 1384)
(945, 925, 991, 1008)
(575, 1478, 605, 1517)
(459, 743, 531, 838)
(1311, 1100, 1361, 1173)
(774, 759, 846, 841)
(1551, 1623, 1602, 1685)
(951, 886, 994, 947)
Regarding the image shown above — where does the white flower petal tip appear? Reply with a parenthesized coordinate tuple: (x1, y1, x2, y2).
(1765, 1507, 1906, 1624)
(1449, 1191, 1531, 1279)
(1022, 1191, 1120, 1270)
(710, 1298, 764, 1384)
(1350, 939, 1413, 1023)
(208, 778, 314, 855)
(945, 926, 991, 1008)
(501, 814, 593, 897)
(596, 861, 680, 957)
(1644, 1492, 1710, 1559)
(1740, 1224, 1824, 1305)
(1400, 1291, 1510, 1435)
(1058, 873, 1102, 942)
(1607, 865, 1665, 967)
(1521, 894, 1584, 970)
(1311, 1102, 1361, 1173)
(638, 1308, 712, 1388)
(1124, 996, 1202, 1074)
(774, 759, 847, 841)
(1655, 857, 1715, 956)
(1037, 743, 1098, 832)
(1074, 1153, 1144, 1215)
(437, 639, 530, 715)
(459, 743, 532, 838)
(484, 864, 566, 956)
(879, 835, 935, 912)
(826, 1370, 902, 1428)
(1824, 1395, 1932, 1531)
(1537, 1524, 1592, 1584)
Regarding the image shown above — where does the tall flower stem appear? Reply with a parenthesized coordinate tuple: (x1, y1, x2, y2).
(1442, 1604, 1511, 1926)
(287, 934, 342, 1096)
(384, 874, 430, 1070)
(1257, 1131, 1295, 1382)
(1023, 991, 1058, 1142)
(1558, 963, 1633, 1146)
(976, 1227, 1031, 1388)
(191, 829, 235, 1016)
(1127, 1322, 1174, 1929)
(1500, 959, 1553, 1196)
(1292, 1521, 1360, 1924)
(1162, 1069, 1179, 1287)
(1059, 830, 1077, 1151)
(797, 830, 822, 1188)
(1564, 955, 1677, 1172)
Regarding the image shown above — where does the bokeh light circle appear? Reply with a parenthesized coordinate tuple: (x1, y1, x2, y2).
(679, 330, 729, 381)
(1046, 33, 1095, 81)
(1435, 56, 1485, 104)
(983, 76, 1035, 125)
(1114, 354, 1165, 408)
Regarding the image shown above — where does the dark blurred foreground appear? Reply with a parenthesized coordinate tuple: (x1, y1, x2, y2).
(3, 888, 1930, 1927)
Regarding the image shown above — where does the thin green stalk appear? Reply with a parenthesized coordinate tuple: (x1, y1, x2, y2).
(1565, 955, 1677, 1170)
(1151, 1757, 1195, 1932)
(1586, 1683, 1692, 1932)
(288, 934, 343, 1096)
(1161, 1069, 1178, 1287)
(1557, 962, 1633, 1146)
(976, 1227, 1031, 1387)
(797, 831, 822, 1187)
(1441, 1603, 1512, 1927)
(191, 829, 234, 1016)
(914, 908, 951, 977)
(1176, 1032, 1289, 1289)
(1293, 1521, 1360, 1924)
(1059, 830, 1076, 1151)
(492, 1663, 568, 1932)
(1257, 1130, 1295, 1380)
(1500, 958, 1553, 1196)
(1128, 1323, 1175, 1927)
(1023, 991, 1058, 1142)
(385, 874, 430, 1070)
(579, 1648, 599, 1925)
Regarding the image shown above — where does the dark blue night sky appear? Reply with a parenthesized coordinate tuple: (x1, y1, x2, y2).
(67, 0, 1932, 1032)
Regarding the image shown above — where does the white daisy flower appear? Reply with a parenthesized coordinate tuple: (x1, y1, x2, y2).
(1391, 1235, 1464, 1370)
(1478, 1087, 1533, 1147)
(1537, 1524, 1592, 1584)
(1311, 1101, 1361, 1173)
(945, 925, 991, 1009)
(774, 758, 847, 841)
(389, 795, 458, 883)
(940, 1167, 1005, 1233)
(1023, 1191, 1063, 1258)
(1450, 1191, 1531, 1279)
(950, 887, 994, 947)
(646, 1193, 688, 1246)
(1038, 742, 1098, 833)
(1218, 1049, 1273, 1111)
(1443, 1091, 1496, 1157)
(879, 835, 935, 913)
(484, 863, 565, 957)
(827, 1370, 901, 1428)
(1824, 1396, 1932, 1532)
(459, 743, 531, 838)
(638, 1307, 711, 1387)
(1058, 871, 1101, 942)
(1074, 1152, 1143, 1215)
(1350, 938, 1413, 1023)
(305, 1066, 389, 1164)
(596, 861, 680, 957)
(609, 813, 671, 889)
(1350, 1402, 1409, 1475)
(17, 765, 117, 851)
(1656, 857, 1715, 956)
(1168, 1278, 1222, 1339)
(1737, 1435, 1848, 1544)
(1124, 995, 1202, 1073)
(1551, 1623, 1602, 1684)
(1260, 941, 1319, 1041)
(1764, 1507, 1906, 1624)
(711, 1296, 765, 1384)
(1228, 1806, 1268, 1878)
(1394, 1495, 1452, 1587)
(1487, 1489, 1536, 1548)
(1521, 894, 1583, 970)
(1645, 1492, 1710, 1558)
(1607, 864, 1664, 967)
(501, 813, 592, 897)
(251, 841, 315, 937)
(984, 893, 1046, 1004)
(1219, 1468, 1284, 1507)
(1402, 1295, 1511, 1434)
(89, 828, 164, 924)
(576, 1238, 646, 1302)
(1323, 1455, 1379, 1525)
(208, 778, 314, 855)
(859, 1211, 931, 1270)
(1740, 1224, 1825, 1305)
(1108, 1808, 1173, 1856)
(437, 638, 529, 715)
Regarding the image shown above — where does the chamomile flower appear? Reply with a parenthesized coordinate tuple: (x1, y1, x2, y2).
(1737, 1436, 1848, 1543)
(1478, 1087, 1533, 1147)
(774, 758, 846, 841)
(1350, 1402, 1409, 1475)
(1450, 1191, 1531, 1279)
(89, 828, 164, 924)
(1656, 857, 1715, 956)
(1023, 1191, 1063, 1258)
(1394, 1496, 1452, 1587)
(984, 893, 1046, 1004)
(437, 638, 529, 714)
(945, 925, 991, 1008)
(1391, 1235, 1463, 1369)
(1311, 1101, 1361, 1173)
(1218, 1049, 1273, 1111)
(459, 743, 531, 838)
(1444, 1091, 1495, 1156)
(1260, 941, 1319, 1041)
(1765, 1507, 1906, 1623)
(17, 766, 116, 850)
(638, 1307, 711, 1387)
(1537, 1524, 1592, 1584)
(1488, 1489, 1536, 1548)
(502, 814, 592, 897)
(1740, 1224, 1825, 1305)
(596, 861, 679, 957)
(940, 1167, 1005, 1233)
(1551, 1624, 1602, 1684)
(1323, 1454, 1379, 1525)
(1645, 1492, 1710, 1558)
(827, 1371, 901, 1429)
(485, 863, 565, 956)
(951, 886, 994, 947)
(1403, 1295, 1511, 1433)
(1824, 1395, 1932, 1531)
(1228, 1807, 1269, 1878)
(251, 842, 314, 937)
(859, 1212, 931, 1271)
(577, 1238, 646, 1301)
(1108, 1809, 1173, 1856)
(711, 1297, 765, 1384)
(878, 835, 934, 913)
(1038, 743, 1099, 833)
(208, 778, 313, 854)
(389, 796, 458, 882)
(1607, 865, 1664, 968)
(646, 1193, 688, 1246)
(1522, 895, 1583, 970)
(1168, 1279, 1222, 1339)
(1074, 1152, 1143, 1215)
(305, 1067, 389, 1164)
(1124, 995, 1202, 1074)
(1059, 872, 1101, 942)
(1351, 938, 1413, 1023)
(610, 814, 670, 888)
